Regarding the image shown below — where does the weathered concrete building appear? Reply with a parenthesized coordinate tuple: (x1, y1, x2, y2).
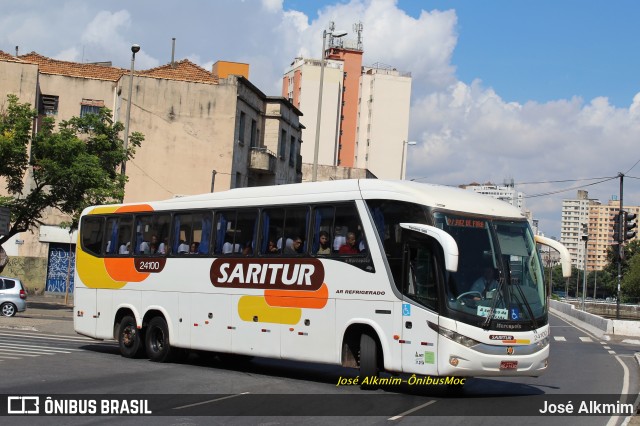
(0, 51, 303, 291)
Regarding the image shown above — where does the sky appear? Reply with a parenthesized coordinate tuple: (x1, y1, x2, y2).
(2, 0, 640, 238)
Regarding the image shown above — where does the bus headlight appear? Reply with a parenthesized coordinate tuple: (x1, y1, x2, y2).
(438, 326, 480, 348)
(535, 337, 550, 349)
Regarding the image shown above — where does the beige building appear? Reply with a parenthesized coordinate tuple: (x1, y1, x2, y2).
(562, 190, 639, 271)
(586, 199, 640, 271)
(282, 24, 412, 181)
(0, 51, 302, 290)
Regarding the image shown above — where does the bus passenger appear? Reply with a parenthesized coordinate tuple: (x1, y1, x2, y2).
(284, 237, 304, 255)
(119, 242, 130, 254)
(177, 240, 190, 254)
(317, 231, 331, 255)
(338, 232, 359, 254)
(242, 241, 253, 256)
(266, 240, 279, 254)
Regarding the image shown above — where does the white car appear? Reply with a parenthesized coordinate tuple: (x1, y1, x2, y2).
(0, 276, 27, 317)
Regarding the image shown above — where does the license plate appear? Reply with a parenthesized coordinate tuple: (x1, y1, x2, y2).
(500, 361, 518, 370)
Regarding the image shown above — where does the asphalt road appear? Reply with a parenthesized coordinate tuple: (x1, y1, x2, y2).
(0, 297, 638, 425)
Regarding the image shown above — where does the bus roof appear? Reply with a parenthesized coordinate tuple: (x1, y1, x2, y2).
(96, 180, 524, 219)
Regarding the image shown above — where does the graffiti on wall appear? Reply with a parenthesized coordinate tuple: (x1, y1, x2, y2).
(46, 244, 75, 293)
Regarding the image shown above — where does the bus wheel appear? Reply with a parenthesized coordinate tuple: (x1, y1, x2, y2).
(145, 317, 174, 363)
(118, 315, 144, 358)
(359, 333, 380, 390)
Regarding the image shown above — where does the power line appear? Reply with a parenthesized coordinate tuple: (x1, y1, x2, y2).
(524, 176, 618, 198)
(514, 176, 616, 185)
(624, 158, 640, 175)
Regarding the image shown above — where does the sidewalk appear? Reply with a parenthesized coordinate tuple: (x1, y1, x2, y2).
(0, 293, 75, 335)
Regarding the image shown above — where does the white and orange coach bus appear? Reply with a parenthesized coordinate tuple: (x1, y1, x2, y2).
(74, 179, 570, 387)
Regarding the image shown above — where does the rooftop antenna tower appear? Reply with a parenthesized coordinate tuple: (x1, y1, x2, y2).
(354, 21, 363, 50)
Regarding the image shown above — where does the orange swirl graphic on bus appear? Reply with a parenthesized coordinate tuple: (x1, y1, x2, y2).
(76, 204, 154, 289)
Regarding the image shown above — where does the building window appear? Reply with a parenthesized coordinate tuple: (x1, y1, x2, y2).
(289, 135, 296, 167)
(80, 99, 104, 117)
(279, 129, 287, 159)
(238, 111, 246, 145)
(41, 94, 59, 116)
(250, 119, 257, 148)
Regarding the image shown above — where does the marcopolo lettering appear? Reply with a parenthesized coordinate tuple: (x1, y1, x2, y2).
(210, 258, 324, 291)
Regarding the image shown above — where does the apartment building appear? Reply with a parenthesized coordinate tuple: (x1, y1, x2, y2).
(561, 190, 598, 270)
(0, 51, 302, 291)
(282, 23, 412, 180)
(459, 181, 526, 212)
(586, 199, 640, 271)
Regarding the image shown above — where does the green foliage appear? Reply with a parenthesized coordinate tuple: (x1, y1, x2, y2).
(622, 250, 640, 302)
(0, 94, 143, 247)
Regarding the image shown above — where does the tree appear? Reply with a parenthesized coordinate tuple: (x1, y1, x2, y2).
(0, 94, 143, 253)
(622, 252, 640, 302)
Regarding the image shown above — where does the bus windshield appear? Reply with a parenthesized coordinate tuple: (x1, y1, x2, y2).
(433, 212, 546, 328)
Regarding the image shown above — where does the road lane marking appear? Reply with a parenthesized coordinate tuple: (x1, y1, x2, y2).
(553, 336, 566, 341)
(388, 400, 436, 420)
(172, 392, 250, 410)
(0, 347, 59, 355)
(0, 331, 97, 342)
(1, 343, 74, 353)
(0, 351, 40, 357)
(607, 350, 616, 355)
(603, 346, 611, 350)
(605, 355, 633, 426)
(579, 336, 592, 342)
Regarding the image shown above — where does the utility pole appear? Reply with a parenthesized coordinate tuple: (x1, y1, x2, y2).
(617, 172, 623, 320)
(581, 223, 588, 311)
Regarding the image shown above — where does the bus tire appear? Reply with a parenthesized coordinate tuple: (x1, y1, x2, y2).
(118, 315, 144, 358)
(145, 317, 174, 363)
(359, 333, 380, 390)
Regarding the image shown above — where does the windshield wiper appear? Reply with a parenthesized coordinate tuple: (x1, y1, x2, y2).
(481, 274, 506, 328)
(511, 281, 539, 329)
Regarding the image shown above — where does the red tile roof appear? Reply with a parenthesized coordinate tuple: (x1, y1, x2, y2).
(0, 50, 30, 64)
(18, 52, 126, 81)
(7, 53, 219, 85)
(138, 59, 218, 84)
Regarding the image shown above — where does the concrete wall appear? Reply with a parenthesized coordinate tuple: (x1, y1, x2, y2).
(120, 75, 237, 201)
(2, 256, 48, 294)
(549, 299, 640, 337)
(300, 163, 374, 182)
(38, 74, 116, 120)
(357, 70, 412, 179)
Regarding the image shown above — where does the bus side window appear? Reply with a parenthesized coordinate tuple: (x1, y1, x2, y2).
(81, 216, 104, 256)
(135, 213, 171, 255)
(334, 203, 366, 255)
(236, 209, 258, 256)
(312, 206, 335, 255)
(261, 208, 284, 255)
(117, 215, 133, 255)
(105, 217, 119, 255)
(403, 243, 439, 312)
(284, 206, 308, 255)
(215, 211, 241, 255)
(174, 212, 212, 255)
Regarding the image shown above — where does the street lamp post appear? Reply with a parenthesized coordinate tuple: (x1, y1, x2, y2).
(400, 140, 416, 179)
(312, 29, 347, 182)
(121, 44, 140, 180)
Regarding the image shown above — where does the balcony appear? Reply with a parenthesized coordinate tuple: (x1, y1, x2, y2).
(249, 147, 276, 174)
